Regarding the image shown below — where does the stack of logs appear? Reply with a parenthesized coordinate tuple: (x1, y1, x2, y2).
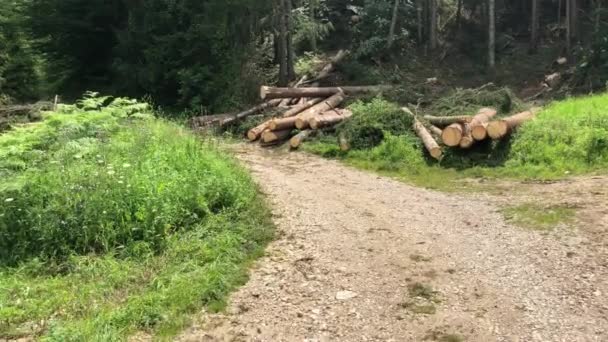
(247, 85, 391, 148)
(409, 107, 540, 160)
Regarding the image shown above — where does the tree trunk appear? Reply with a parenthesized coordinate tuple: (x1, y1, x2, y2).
(277, 0, 288, 86)
(260, 85, 391, 100)
(530, 0, 539, 53)
(441, 123, 465, 147)
(388, 0, 400, 48)
(595, 0, 602, 33)
(220, 99, 281, 126)
(305, 50, 350, 84)
(423, 115, 472, 125)
(487, 109, 539, 139)
(417, 0, 424, 43)
(285, 0, 295, 81)
(295, 91, 346, 129)
(456, 0, 463, 30)
(570, 0, 578, 41)
(282, 97, 324, 117)
(488, 0, 496, 70)
(470, 107, 498, 141)
(309, 108, 353, 129)
(429, 124, 443, 137)
(429, 0, 438, 50)
(290, 130, 315, 149)
(566, 0, 571, 53)
(413, 117, 443, 159)
(262, 129, 293, 143)
(269, 116, 298, 130)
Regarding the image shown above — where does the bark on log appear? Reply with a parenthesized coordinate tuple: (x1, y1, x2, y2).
(441, 123, 464, 147)
(304, 50, 350, 84)
(487, 109, 539, 139)
(459, 123, 474, 148)
(295, 91, 346, 130)
(260, 85, 392, 100)
(423, 115, 472, 126)
(413, 117, 443, 160)
(269, 116, 298, 131)
(282, 98, 324, 118)
(309, 108, 353, 130)
(247, 121, 272, 141)
(290, 130, 315, 149)
(261, 129, 293, 143)
(470, 107, 498, 141)
(429, 125, 443, 137)
(220, 99, 281, 126)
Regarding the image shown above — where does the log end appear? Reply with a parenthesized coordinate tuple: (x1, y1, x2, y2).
(487, 121, 508, 140)
(247, 130, 259, 141)
(471, 124, 488, 141)
(289, 136, 302, 149)
(260, 86, 270, 100)
(295, 117, 309, 130)
(441, 126, 463, 147)
(460, 136, 474, 149)
(430, 147, 443, 160)
(268, 120, 278, 131)
(261, 130, 276, 143)
(309, 118, 320, 130)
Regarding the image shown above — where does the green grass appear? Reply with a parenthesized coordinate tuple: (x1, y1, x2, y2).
(303, 93, 608, 191)
(502, 204, 576, 230)
(0, 94, 274, 340)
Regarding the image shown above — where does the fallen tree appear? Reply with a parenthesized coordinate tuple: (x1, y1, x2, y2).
(220, 99, 281, 126)
(247, 121, 271, 141)
(269, 116, 299, 131)
(303, 49, 350, 84)
(282, 98, 324, 118)
(295, 91, 346, 129)
(309, 108, 353, 129)
(487, 108, 539, 139)
(260, 85, 392, 100)
(413, 117, 443, 160)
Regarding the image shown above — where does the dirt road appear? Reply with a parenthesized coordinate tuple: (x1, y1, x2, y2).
(179, 145, 608, 342)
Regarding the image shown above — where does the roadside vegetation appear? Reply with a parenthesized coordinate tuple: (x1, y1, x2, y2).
(302, 92, 608, 190)
(0, 94, 274, 340)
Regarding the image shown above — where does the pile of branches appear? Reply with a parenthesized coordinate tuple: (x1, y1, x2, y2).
(190, 50, 392, 149)
(407, 107, 540, 160)
(0, 102, 52, 132)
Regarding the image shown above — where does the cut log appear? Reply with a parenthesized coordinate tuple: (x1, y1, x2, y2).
(441, 123, 465, 147)
(487, 109, 539, 139)
(423, 115, 473, 126)
(290, 130, 315, 149)
(247, 120, 272, 141)
(429, 125, 443, 137)
(295, 91, 346, 130)
(304, 50, 350, 84)
(269, 116, 298, 131)
(260, 85, 392, 100)
(459, 124, 474, 149)
(282, 98, 324, 118)
(261, 129, 293, 143)
(413, 117, 443, 160)
(470, 107, 498, 141)
(220, 99, 281, 126)
(309, 109, 353, 129)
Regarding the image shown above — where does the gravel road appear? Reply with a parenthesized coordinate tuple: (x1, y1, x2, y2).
(179, 145, 608, 342)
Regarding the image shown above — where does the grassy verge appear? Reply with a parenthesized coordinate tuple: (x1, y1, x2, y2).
(303, 93, 608, 191)
(501, 204, 577, 231)
(0, 94, 274, 340)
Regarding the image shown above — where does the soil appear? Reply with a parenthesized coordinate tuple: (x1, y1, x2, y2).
(178, 145, 608, 342)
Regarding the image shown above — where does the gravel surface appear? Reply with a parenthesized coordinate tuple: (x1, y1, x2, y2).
(178, 145, 608, 342)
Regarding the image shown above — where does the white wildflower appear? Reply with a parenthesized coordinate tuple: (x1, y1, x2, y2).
(4, 198, 14, 203)
(107, 170, 116, 176)
(122, 163, 132, 168)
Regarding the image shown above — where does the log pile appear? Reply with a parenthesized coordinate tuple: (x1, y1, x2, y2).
(189, 50, 393, 149)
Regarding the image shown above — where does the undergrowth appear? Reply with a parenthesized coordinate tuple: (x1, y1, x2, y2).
(303, 93, 608, 190)
(0, 93, 274, 340)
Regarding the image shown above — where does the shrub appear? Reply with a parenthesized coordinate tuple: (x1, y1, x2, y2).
(507, 93, 608, 174)
(0, 95, 256, 266)
(339, 97, 414, 149)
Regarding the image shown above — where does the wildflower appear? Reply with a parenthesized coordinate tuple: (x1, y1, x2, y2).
(122, 163, 132, 168)
(107, 170, 116, 176)
(4, 198, 14, 203)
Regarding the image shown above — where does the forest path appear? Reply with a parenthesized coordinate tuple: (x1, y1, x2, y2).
(179, 145, 608, 342)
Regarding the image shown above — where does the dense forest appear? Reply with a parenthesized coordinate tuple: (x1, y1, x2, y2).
(1, 0, 607, 110)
